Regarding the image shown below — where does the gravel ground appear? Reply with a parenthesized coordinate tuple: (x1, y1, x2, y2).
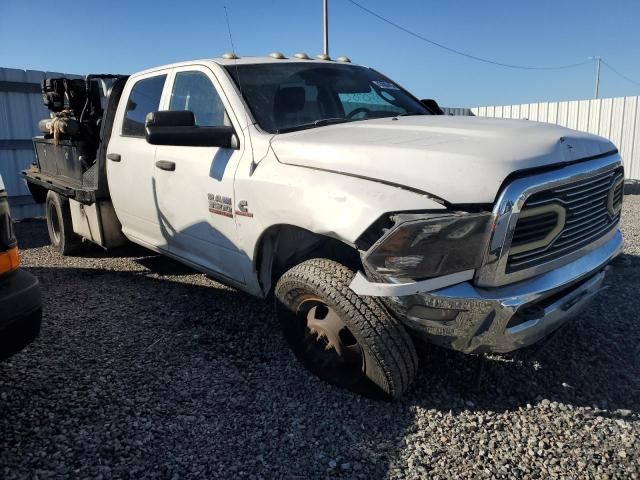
(1, 197, 639, 479)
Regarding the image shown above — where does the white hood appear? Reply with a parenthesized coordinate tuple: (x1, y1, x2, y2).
(270, 116, 616, 204)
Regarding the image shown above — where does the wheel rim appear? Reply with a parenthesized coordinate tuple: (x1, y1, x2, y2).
(296, 298, 364, 384)
(48, 202, 61, 245)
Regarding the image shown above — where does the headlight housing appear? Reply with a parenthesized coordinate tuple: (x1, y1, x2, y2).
(363, 212, 493, 281)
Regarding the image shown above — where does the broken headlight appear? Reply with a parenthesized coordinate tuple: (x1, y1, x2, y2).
(363, 212, 493, 281)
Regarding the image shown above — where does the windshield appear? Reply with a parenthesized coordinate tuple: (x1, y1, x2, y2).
(225, 63, 430, 133)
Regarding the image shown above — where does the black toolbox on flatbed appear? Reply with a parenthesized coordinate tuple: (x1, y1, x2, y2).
(32, 137, 91, 188)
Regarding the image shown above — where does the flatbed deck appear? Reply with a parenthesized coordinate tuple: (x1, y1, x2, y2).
(21, 166, 97, 204)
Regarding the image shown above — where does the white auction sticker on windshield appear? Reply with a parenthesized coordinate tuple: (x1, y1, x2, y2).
(372, 81, 400, 90)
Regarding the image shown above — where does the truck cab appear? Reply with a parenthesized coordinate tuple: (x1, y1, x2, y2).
(23, 54, 624, 398)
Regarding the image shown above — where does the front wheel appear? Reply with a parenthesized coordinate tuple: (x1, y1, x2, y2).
(275, 258, 418, 399)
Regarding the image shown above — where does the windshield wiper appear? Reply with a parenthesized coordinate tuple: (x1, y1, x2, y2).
(277, 117, 351, 134)
(394, 111, 425, 118)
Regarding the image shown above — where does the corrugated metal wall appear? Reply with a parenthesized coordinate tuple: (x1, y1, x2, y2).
(469, 96, 640, 181)
(0, 67, 81, 219)
(442, 107, 474, 116)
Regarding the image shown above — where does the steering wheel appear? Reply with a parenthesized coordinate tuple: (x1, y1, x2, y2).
(346, 107, 372, 120)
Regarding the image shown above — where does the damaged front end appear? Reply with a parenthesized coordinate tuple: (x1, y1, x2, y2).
(350, 153, 624, 354)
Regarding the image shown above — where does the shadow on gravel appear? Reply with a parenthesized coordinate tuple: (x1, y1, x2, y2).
(13, 219, 50, 249)
(134, 255, 202, 275)
(624, 180, 640, 195)
(15, 219, 152, 258)
(1, 257, 417, 478)
(73, 242, 153, 259)
(407, 253, 640, 416)
(2, 221, 639, 478)
(410, 255, 640, 417)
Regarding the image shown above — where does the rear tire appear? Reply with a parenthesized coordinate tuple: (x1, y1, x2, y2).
(46, 191, 82, 255)
(275, 258, 418, 399)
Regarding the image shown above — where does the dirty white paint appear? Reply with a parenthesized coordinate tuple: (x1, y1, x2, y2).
(270, 114, 615, 204)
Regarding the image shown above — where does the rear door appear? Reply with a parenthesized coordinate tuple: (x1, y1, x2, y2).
(107, 72, 170, 248)
(152, 65, 248, 283)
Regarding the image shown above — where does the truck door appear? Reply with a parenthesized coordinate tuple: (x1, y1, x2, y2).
(152, 66, 247, 283)
(107, 72, 169, 248)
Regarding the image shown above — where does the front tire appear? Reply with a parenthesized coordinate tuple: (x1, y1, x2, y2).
(46, 191, 82, 255)
(275, 258, 418, 399)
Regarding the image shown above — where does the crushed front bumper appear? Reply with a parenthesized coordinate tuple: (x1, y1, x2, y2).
(352, 229, 623, 354)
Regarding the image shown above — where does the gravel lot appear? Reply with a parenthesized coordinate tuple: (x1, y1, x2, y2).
(1, 196, 639, 479)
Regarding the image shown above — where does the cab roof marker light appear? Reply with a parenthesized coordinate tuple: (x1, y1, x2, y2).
(336, 56, 351, 63)
(294, 52, 311, 59)
(270, 52, 286, 59)
(222, 52, 239, 60)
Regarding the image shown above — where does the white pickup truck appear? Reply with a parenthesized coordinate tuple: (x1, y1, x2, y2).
(23, 53, 624, 398)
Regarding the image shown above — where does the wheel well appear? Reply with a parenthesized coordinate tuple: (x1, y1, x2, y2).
(26, 182, 48, 204)
(255, 224, 362, 298)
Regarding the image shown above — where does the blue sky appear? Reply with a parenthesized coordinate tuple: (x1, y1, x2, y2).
(1, 0, 639, 107)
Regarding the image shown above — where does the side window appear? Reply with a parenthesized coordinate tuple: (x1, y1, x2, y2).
(122, 75, 167, 137)
(169, 71, 228, 127)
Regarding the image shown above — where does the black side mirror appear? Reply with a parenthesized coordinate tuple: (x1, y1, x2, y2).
(420, 99, 444, 115)
(145, 110, 237, 148)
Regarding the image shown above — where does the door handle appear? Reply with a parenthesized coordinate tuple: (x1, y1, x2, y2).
(155, 160, 176, 172)
(107, 153, 121, 162)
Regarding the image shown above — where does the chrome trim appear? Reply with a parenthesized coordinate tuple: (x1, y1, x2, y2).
(508, 224, 618, 268)
(503, 272, 603, 337)
(390, 229, 623, 353)
(509, 203, 566, 255)
(608, 173, 624, 216)
(475, 152, 622, 287)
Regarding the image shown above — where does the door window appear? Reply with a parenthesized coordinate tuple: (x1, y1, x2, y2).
(122, 75, 167, 137)
(169, 71, 228, 127)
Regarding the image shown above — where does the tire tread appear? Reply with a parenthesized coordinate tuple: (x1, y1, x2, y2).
(275, 258, 418, 398)
(46, 191, 82, 255)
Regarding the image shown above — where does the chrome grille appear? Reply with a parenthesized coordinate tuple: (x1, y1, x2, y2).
(510, 209, 561, 250)
(507, 166, 623, 272)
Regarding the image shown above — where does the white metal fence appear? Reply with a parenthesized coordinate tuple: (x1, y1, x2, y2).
(469, 96, 640, 181)
(442, 107, 473, 116)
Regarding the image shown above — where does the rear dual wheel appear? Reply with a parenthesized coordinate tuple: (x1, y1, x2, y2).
(45, 191, 82, 255)
(275, 258, 418, 399)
